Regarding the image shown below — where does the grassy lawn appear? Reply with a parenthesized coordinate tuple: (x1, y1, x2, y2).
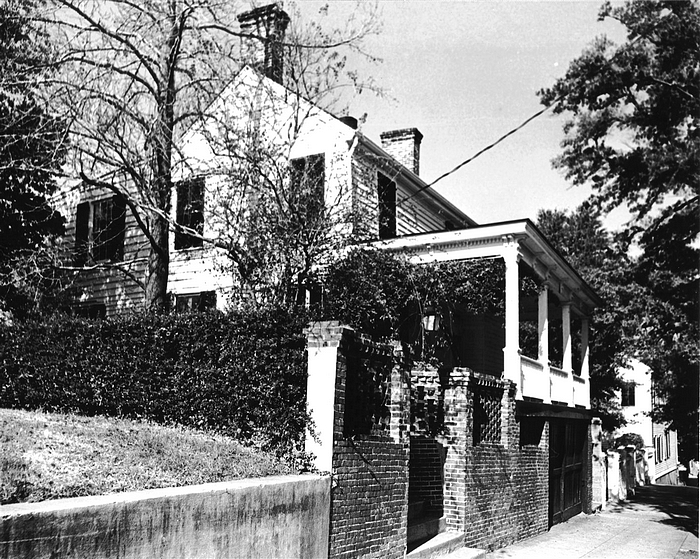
(0, 408, 293, 505)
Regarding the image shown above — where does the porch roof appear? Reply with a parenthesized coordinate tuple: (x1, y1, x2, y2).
(370, 219, 603, 317)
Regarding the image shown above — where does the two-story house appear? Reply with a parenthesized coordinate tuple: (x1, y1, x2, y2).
(56, 3, 474, 317)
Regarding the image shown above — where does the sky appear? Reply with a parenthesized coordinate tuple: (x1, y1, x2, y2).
(295, 0, 629, 229)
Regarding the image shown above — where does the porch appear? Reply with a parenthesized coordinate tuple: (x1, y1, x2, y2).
(371, 219, 603, 410)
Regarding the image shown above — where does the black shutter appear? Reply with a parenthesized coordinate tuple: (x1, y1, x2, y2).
(378, 173, 396, 239)
(74, 201, 90, 265)
(107, 194, 127, 261)
(175, 180, 187, 250)
(198, 290, 217, 311)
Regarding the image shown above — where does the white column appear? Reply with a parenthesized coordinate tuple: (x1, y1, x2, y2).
(538, 285, 551, 404)
(562, 302, 572, 373)
(305, 344, 338, 472)
(580, 318, 590, 381)
(537, 286, 549, 364)
(580, 317, 591, 409)
(502, 236, 521, 395)
(562, 302, 573, 407)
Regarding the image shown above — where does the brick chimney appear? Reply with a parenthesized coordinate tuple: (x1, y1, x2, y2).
(380, 128, 423, 176)
(237, 3, 290, 84)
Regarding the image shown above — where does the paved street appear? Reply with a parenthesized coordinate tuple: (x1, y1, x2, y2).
(478, 485, 698, 559)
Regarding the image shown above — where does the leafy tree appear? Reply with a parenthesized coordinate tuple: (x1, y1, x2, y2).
(539, 0, 699, 243)
(322, 248, 538, 366)
(539, 0, 699, 459)
(43, 0, 377, 311)
(0, 0, 65, 318)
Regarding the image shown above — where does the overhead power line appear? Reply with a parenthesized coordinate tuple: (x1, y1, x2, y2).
(396, 101, 558, 207)
(396, 9, 663, 209)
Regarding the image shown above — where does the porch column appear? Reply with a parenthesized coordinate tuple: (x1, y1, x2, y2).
(502, 236, 521, 395)
(537, 286, 549, 364)
(580, 318, 590, 381)
(562, 302, 572, 374)
(562, 302, 573, 407)
(538, 285, 551, 404)
(580, 317, 591, 408)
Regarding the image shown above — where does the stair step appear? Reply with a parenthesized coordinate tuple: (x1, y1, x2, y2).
(407, 514, 445, 545)
(407, 531, 478, 558)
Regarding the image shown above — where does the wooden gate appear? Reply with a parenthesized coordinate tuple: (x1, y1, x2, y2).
(549, 419, 587, 525)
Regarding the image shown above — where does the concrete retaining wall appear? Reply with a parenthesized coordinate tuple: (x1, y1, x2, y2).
(0, 474, 330, 559)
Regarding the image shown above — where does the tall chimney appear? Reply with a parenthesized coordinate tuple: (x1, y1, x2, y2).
(380, 128, 423, 176)
(237, 3, 290, 84)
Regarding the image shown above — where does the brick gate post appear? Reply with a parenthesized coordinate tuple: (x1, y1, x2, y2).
(442, 368, 470, 532)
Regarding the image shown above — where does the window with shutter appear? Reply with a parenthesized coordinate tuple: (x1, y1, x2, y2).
(175, 177, 205, 250)
(73, 196, 127, 264)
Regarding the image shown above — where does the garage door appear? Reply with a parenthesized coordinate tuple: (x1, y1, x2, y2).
(549, 419, 587, 525)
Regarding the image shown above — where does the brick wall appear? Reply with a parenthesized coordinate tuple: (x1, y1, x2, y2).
(426, 368, 550, 550)
(308, 325, 592, 557)
(306, 322, 410, 559)
(351, 147, 381, 241)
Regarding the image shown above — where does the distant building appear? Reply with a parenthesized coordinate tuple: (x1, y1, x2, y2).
(616, 359, 680, 485)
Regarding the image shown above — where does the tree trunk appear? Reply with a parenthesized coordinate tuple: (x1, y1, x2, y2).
(145, 215, 170, 312)
(143, 5, 181, 313)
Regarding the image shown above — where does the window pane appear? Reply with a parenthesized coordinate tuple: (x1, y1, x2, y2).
(621, 381, 635, 407)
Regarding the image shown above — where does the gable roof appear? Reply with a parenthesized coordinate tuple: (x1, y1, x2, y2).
(180, 65, 476, 227)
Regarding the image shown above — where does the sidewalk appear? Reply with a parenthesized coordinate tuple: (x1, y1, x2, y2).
(447, 485, 698, 559)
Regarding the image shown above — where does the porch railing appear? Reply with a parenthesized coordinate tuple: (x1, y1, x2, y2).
(518, 355, 589, 409)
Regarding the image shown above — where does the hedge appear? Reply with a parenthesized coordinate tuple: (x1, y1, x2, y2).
(0, 309, 309, 454)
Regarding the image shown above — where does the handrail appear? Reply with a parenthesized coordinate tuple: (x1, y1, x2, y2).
(520, 354, 544, 370)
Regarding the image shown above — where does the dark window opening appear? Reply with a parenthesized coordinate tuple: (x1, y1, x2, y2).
(175, 177, 205, 250)
(621, 381, 636, 407)
(175, 291, 216, 313)
(74, 195, 126, 265)
(519, 417, 545, 447)
(290, 154, 325, 227)
(377, 172, 396, 239)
